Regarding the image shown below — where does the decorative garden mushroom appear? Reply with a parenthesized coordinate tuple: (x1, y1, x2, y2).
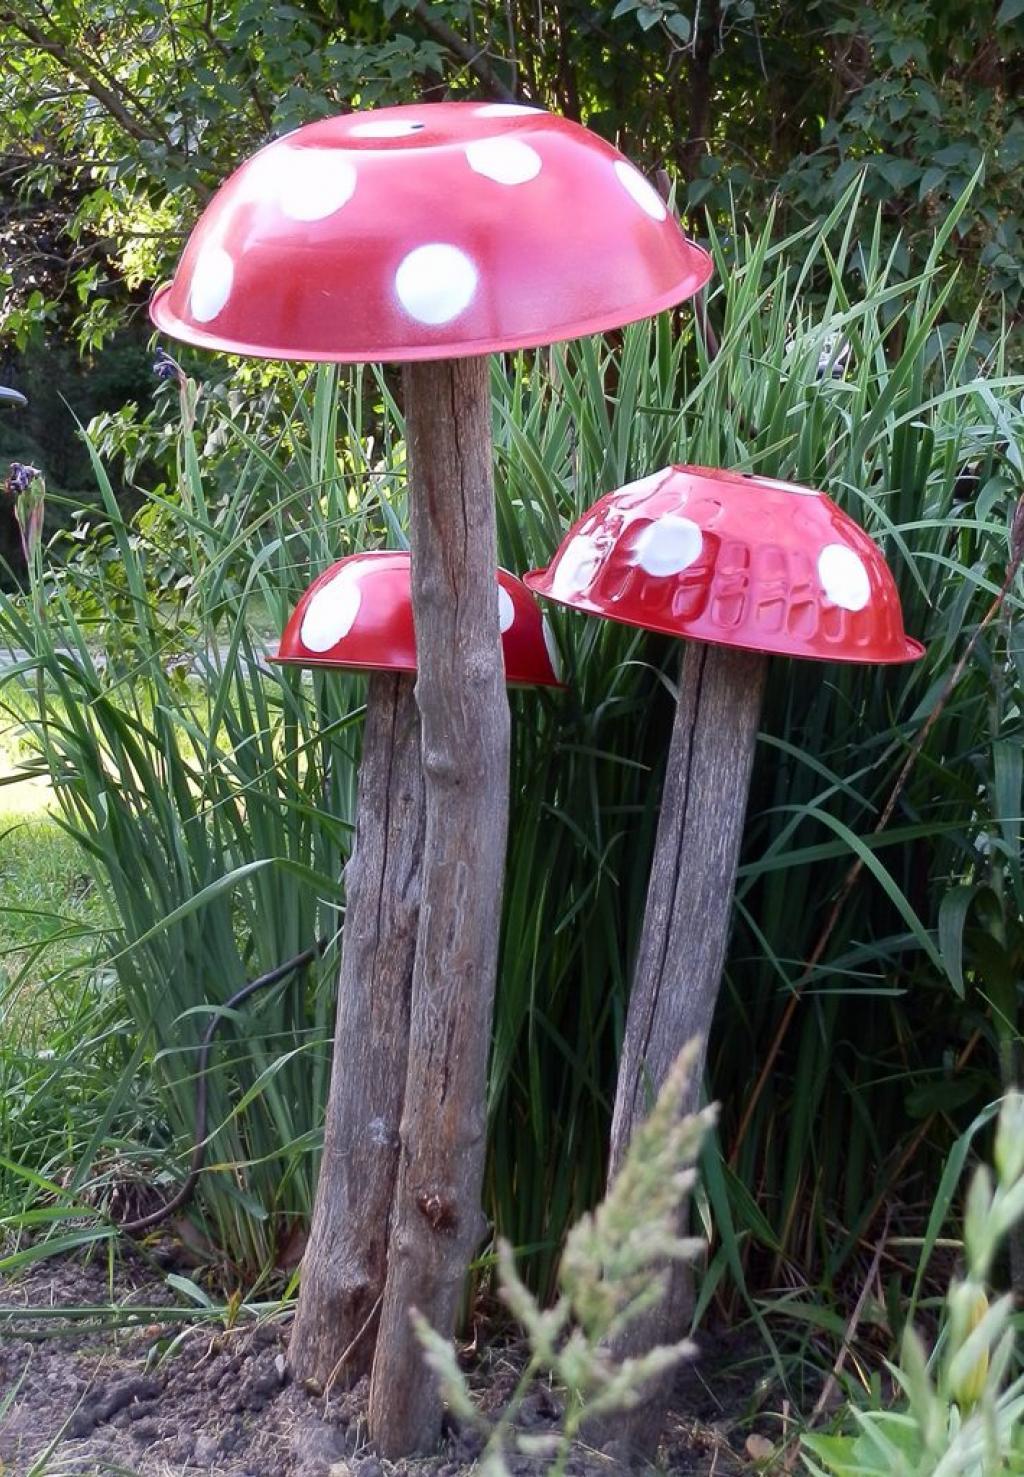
(0, 387, 26, 407)
(276, 551, 561, 690)
(525, 463, 923, 1449)
(149, 99, 710, 1453)
(275, 552, 560, 1387)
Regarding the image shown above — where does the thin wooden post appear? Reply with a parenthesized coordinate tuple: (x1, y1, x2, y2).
(601, 639, 767, 1454)
(290, 671, 423, 1386)
(368, 356, 510, 1456)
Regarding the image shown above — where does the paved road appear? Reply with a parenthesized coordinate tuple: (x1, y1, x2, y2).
(0, 649, 39, 675)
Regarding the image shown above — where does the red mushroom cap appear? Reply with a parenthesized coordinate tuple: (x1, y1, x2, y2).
(149, 102, 711, 363)
(523, 466, 924, 665)
(275, 551, 562, 686)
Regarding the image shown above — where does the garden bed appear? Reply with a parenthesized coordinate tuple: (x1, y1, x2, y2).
(0, 1254, 751, 1476)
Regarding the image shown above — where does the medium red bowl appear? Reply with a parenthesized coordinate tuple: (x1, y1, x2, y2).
(524, 466, 924, 665)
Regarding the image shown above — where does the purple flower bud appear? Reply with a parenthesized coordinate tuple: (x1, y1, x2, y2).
(5, 462, 41, 497)
(153, 348, 183, 383)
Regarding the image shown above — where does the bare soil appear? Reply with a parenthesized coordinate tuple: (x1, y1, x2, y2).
(0, 1255, 751, 1477)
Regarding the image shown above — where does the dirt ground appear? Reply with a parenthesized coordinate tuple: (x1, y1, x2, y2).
(0, 1254, 752, 1477)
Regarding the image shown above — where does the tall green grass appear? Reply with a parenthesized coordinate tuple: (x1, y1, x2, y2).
(1, 190, 1021, 1390)
(0, 375, 376, 1273)
(488, 192, 1023, 1336)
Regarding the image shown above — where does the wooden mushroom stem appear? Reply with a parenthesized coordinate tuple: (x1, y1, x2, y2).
(368, 356, 511, 1457)
(290, 670, 423, 1387)
(601, 638, 767, 1454)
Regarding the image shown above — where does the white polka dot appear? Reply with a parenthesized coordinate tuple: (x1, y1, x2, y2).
(818, 544, 870, 611)
(277, 150, 357, 221)
(350, 118, 425, 138)
(551, 534, 602, 601)
(189, 245, 233, 322)
(476, 103, 543, 117)
(394, 243, 478, 326)
(614, 161, 667, 221)
(633, 516, 702, 577)
(300, 569, 363, 652)
(498, 585, 516, 632)
(466, 137, 542, 185)
(542, 617, 561, 680)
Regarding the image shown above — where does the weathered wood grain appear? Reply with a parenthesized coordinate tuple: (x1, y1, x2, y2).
(289, 671, 423, 1387)
(602, 639, 767, 1454)
(368, 357, 510, 1457)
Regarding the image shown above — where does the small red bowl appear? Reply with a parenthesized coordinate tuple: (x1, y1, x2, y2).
(275, 551, 563, 687)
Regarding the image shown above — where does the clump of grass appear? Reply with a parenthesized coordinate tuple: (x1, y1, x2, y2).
(0, 377, 364, 1278)
(1, 686, 110, 1079)
(490, 181, 1024, 1344)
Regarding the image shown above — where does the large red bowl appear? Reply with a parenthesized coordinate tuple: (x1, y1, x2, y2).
(524, 466, 924, 665)
(150, 101, 711, 362)
(275, 551, 562, 687)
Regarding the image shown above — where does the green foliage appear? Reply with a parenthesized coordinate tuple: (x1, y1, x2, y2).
(415, 1043, 715, 1476)
(1, 0, 447, 348)
(2, 0, 1020, 351)
(802, 1092, 1024, 1476)
(775, 1, 1024, 308)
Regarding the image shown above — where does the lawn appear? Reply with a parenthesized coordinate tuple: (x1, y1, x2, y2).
(0, 698, 108, 1025)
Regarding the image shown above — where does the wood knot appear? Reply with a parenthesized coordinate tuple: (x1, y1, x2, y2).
(415, 1192, 458, 1235)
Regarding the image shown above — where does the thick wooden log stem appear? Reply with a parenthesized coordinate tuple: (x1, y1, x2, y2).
(289, 672, 423, 1387)
(602, 640, 767, 1455)
(368, 357, 510, 1457)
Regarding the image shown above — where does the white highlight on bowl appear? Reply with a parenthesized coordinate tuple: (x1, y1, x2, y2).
(476, 103, 543, 117)
(615, 470, 675, 504)
(466, 136, 542, 185)
(276, 149, 357, 221)
(498, 585, 515, 632)
(551, 534, 602, 600)
(349, 118, 425, 138)
(731, 471, 818, 495)
(542, 617, 561, 680)
(300, 568, 363, 652)
(189, 245, 234, 322)
(633, 516, 703, 576)
(394, 243, 478, 326)
(614, 161, 667, 221)
(818, 544, 870, 611)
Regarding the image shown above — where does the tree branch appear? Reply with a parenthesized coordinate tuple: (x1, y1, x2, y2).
(403, 0, 517, 102)
(2, 10, 175, 152)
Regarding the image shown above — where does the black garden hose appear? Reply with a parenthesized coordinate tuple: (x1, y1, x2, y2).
(118, 939, 327, 1235)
